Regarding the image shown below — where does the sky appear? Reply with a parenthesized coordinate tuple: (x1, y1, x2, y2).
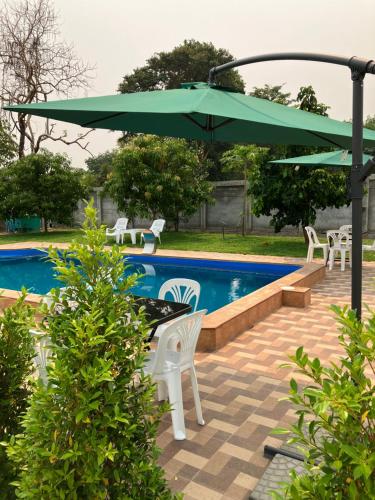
(41, 0, 375, 167)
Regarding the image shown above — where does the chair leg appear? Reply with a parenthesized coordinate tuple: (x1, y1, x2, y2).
(157, 380, 168, 401)
(306, 245, 312, 263)
(166, 373, 186, 440)
(340, 250, 345, 271)
(190, 366, 204, 425)
(323, 246, 328, 264)
(328, 249, 334, 270)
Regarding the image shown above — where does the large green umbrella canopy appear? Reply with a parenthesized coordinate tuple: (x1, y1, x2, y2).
(4, 82, 375, 148)
(270, 149, 373, 166)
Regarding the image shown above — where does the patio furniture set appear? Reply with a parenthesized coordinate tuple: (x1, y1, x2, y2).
(32, 277, 205, 441)
(305, 225, 375, 270)
(105, 218, 166, 245)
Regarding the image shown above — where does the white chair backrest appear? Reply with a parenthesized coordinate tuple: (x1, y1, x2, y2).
(151, 310, 207, 374)
(158, 278, 200, 311)
(339, 225, 352, 233)
(327, 230, 350, 247)
(30, 329, 52, 385)
(114, 218, 128, 230)
(305, 226, 320, 246)
(150, 219, 165, 235)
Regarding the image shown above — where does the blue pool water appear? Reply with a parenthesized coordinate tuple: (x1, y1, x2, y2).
(0, 249, 300, 313)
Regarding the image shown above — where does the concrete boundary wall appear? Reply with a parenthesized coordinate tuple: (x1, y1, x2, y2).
(74, 177, 375, 235)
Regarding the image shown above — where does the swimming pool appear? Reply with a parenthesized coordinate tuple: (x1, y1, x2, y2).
(0, 249, 300, 314)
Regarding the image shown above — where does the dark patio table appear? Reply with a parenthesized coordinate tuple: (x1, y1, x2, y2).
(132, 295, 192, 341)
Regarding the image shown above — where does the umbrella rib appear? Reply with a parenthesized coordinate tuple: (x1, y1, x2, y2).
(212, 118, 235, 131)
(82, 112, 128, 127)
(183, 114, 235, 132)
(183, 113, 206, 130)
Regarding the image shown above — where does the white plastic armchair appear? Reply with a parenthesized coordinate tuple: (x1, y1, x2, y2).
(105, 218, 129, 244)
(143, 310, 207, 440)
(305, 226, 329, 263)
(154, 279, 201, 349)
(158, 278, 200, 312)
(141, 219, 165, 244)
(327, 230, 352, 271)
(339, 225, 352, 245)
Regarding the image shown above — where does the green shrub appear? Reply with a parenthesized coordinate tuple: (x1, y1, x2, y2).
(7, 203, 179, 499)
(0, 292, 35, 499)
(273, 306, 375, 499)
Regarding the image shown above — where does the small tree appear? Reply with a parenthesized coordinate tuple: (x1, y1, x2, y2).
(108, 135, 212, 231)
(220, 145, 269, 235)
(273, 306, 375, 499)
(0, 0, 93, 158)
(0, 292, 35, 498)
(247, 84, 346, 240)
(0, 151, 86, 231)
(249, 163, 348, 241)
(6, 203, 178, 498)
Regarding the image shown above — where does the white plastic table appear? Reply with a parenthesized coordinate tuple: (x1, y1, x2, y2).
(120, 228, 146, 245)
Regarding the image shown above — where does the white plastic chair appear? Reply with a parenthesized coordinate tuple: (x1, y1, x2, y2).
(105, 218, 129, 244)
(143, 310, 207, 440)
(141, 219, 165, 244)
(30, 329, 52, 385)
(155, 279, 201, 349)
(158, 278, 200, 312)
(327, 230, 352, 271)
(339, 225, 352, 244)
(305, 226, 329, 263)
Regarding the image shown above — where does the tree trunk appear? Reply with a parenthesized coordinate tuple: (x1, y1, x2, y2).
(242, 170, 247, 237)
(174, 217, 179, 232)
(43, 218, 48, 233)
(18, 117, 26, 158)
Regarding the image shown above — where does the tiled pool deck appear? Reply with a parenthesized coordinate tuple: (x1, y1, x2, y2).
(158, 262, 375, 499)
(1, 243, 374, 498)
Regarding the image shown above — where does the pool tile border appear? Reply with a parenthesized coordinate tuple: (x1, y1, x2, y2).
(0, 242, 325, 351)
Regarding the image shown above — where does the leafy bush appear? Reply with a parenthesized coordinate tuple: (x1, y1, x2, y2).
(107, 135, 212, 230)
(0, 292, 35, 499)
(273, 306, 375, 499)
(7, 203, 178, 499)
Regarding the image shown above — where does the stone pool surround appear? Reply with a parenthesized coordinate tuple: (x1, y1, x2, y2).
(0, 243, 325, 352)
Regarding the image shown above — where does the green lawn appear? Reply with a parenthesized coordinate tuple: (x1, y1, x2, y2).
(1, 229, 374, 261)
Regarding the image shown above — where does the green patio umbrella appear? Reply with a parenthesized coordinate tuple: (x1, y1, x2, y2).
(4, 82, 375, 148)
(270, 149, 373, 167)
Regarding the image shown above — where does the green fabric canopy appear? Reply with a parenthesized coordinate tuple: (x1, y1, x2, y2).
(4, 82, 375, 149)
(270, 149, 372, 166)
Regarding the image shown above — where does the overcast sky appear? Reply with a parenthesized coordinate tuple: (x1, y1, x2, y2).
(45, 0, 375, 168)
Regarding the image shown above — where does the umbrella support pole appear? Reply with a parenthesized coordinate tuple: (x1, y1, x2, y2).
(351, 71, 365, 320)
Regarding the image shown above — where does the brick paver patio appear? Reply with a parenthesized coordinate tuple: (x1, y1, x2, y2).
(159, 263, 375, 499)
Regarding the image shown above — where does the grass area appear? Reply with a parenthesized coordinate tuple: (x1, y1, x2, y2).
(1, 229, 375, 261)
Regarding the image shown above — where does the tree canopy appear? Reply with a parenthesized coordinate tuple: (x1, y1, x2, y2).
(107, 135, 212, 230)
(118, 39, 245, 93)
(0, 0, 92, 157)
(85, 151, 115, 187)
(250, 84, 292, 105)
(244, 84, 348, 236)
(0, 151, 86, 231)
